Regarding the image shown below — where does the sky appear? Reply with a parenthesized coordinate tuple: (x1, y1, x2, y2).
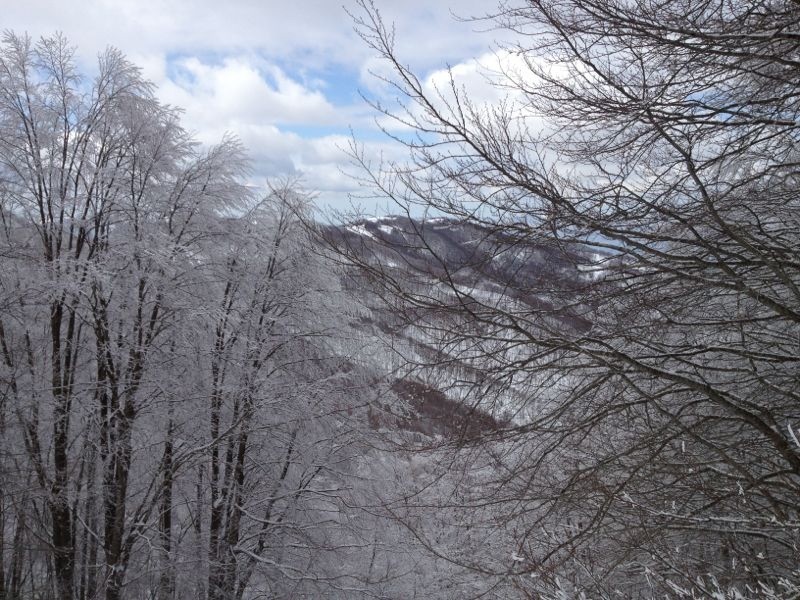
(3, 0, 508, 214)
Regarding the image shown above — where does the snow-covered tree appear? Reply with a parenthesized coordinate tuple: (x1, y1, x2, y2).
(0, 34, 379, 600)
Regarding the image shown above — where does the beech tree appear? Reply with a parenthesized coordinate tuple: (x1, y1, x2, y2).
(0, 31, 251, 600)
(191, 186, 373, 600)
(0, 33, 376, 600)
(336, 0, 800, 596)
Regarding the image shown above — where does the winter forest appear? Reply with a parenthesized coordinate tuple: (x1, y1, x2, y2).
(1, 0, 799, 598)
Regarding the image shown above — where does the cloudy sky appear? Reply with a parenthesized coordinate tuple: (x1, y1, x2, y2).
(4, 0, 507, 212)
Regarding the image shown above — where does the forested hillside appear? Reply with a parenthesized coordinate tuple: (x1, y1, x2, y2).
(2, 0, 800, 596)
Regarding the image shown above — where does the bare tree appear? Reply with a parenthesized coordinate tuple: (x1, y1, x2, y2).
(332, 0, 800, 596)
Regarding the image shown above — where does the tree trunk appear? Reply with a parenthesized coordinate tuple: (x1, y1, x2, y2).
(158, 420, 175, 600)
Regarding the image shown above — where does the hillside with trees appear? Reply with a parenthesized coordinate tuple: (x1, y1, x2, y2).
(2, 0, 800, 596)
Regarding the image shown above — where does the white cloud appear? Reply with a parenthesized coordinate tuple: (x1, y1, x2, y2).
(143, 57, 374, 210)
(4, 0, 496, 74)
(2, 0, 522, 212)
(157, 57, 339, 133)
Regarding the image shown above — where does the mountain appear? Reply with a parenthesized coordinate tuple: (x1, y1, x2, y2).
(325, 214, 610, 325)
(317, 215, 611, 437)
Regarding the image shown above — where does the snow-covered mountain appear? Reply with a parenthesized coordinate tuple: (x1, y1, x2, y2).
(327, 215, 610, 321)
(318, 215, 611, 437)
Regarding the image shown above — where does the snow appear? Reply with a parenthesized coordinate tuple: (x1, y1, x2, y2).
(346, 224, 376, 239)
(577, 252, 606, 280)
(788, 422, 800, 450)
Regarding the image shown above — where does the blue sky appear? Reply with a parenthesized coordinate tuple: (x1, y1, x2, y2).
(4, 0, 508, 212)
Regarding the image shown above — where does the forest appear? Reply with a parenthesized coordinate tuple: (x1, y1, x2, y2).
(1, 0, 799, 598)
